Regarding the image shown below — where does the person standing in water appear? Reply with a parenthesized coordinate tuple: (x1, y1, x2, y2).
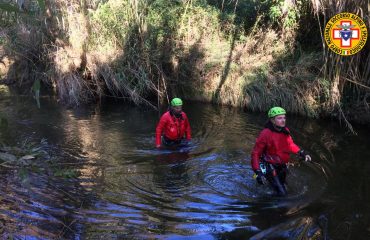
(251, 107, 311, 195)
(156, 98, 192, 148)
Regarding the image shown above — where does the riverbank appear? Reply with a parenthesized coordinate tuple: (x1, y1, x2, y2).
(0, 0, 369, 126)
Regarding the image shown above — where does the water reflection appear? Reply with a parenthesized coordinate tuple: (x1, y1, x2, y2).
(0, 96, 370, 239)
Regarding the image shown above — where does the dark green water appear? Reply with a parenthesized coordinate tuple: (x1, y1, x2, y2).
(0, 94, 370, 239)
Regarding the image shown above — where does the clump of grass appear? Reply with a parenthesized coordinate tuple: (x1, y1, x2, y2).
(1, 23, 46, 89)
(184, 24, 297, 105)
(0, 0, 48, 96)
(245, 50, 326, 117)
(48, 0, 163, 107)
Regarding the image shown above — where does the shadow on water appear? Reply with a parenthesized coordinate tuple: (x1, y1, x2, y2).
(0, 95, 370, 239)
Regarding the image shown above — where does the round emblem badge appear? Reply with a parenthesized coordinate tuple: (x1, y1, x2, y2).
(324, 12, 368, 56)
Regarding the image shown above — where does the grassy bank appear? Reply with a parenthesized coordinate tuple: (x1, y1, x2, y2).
(0, 0, 369, 127)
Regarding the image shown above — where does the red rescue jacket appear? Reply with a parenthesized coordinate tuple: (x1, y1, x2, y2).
(156, 111, 191, 146)
(251, 122, 300, 171)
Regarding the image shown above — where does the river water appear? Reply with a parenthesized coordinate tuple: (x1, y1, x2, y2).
(0, 93, 370, 239)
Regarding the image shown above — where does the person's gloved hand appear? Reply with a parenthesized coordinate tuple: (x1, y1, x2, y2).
(298, 149, 311, 162)
(255, 170, 264, 185)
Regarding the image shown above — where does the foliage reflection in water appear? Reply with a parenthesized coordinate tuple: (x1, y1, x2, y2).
(0, 96, 370, 239)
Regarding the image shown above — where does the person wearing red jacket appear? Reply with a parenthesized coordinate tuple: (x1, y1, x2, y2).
(156, 98, 191, 148)
(251, 107, 311, 195)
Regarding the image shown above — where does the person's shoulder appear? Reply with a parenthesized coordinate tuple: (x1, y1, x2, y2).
(259, 128, 272, 136)
(181, 111, 188, 118)
(261, 127, 272, 133)
(160, 111, 171, 119)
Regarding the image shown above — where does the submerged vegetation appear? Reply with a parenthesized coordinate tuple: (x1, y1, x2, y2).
(0, 0, 369, 127)
(0, 137, 78, 178)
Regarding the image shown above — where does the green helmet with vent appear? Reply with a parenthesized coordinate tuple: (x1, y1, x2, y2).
(171, 98, 183, 106)
(268, 107, 286, 118)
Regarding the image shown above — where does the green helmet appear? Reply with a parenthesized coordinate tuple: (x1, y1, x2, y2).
(171, 98, 183, 106)
(268, 107, 286, 118)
